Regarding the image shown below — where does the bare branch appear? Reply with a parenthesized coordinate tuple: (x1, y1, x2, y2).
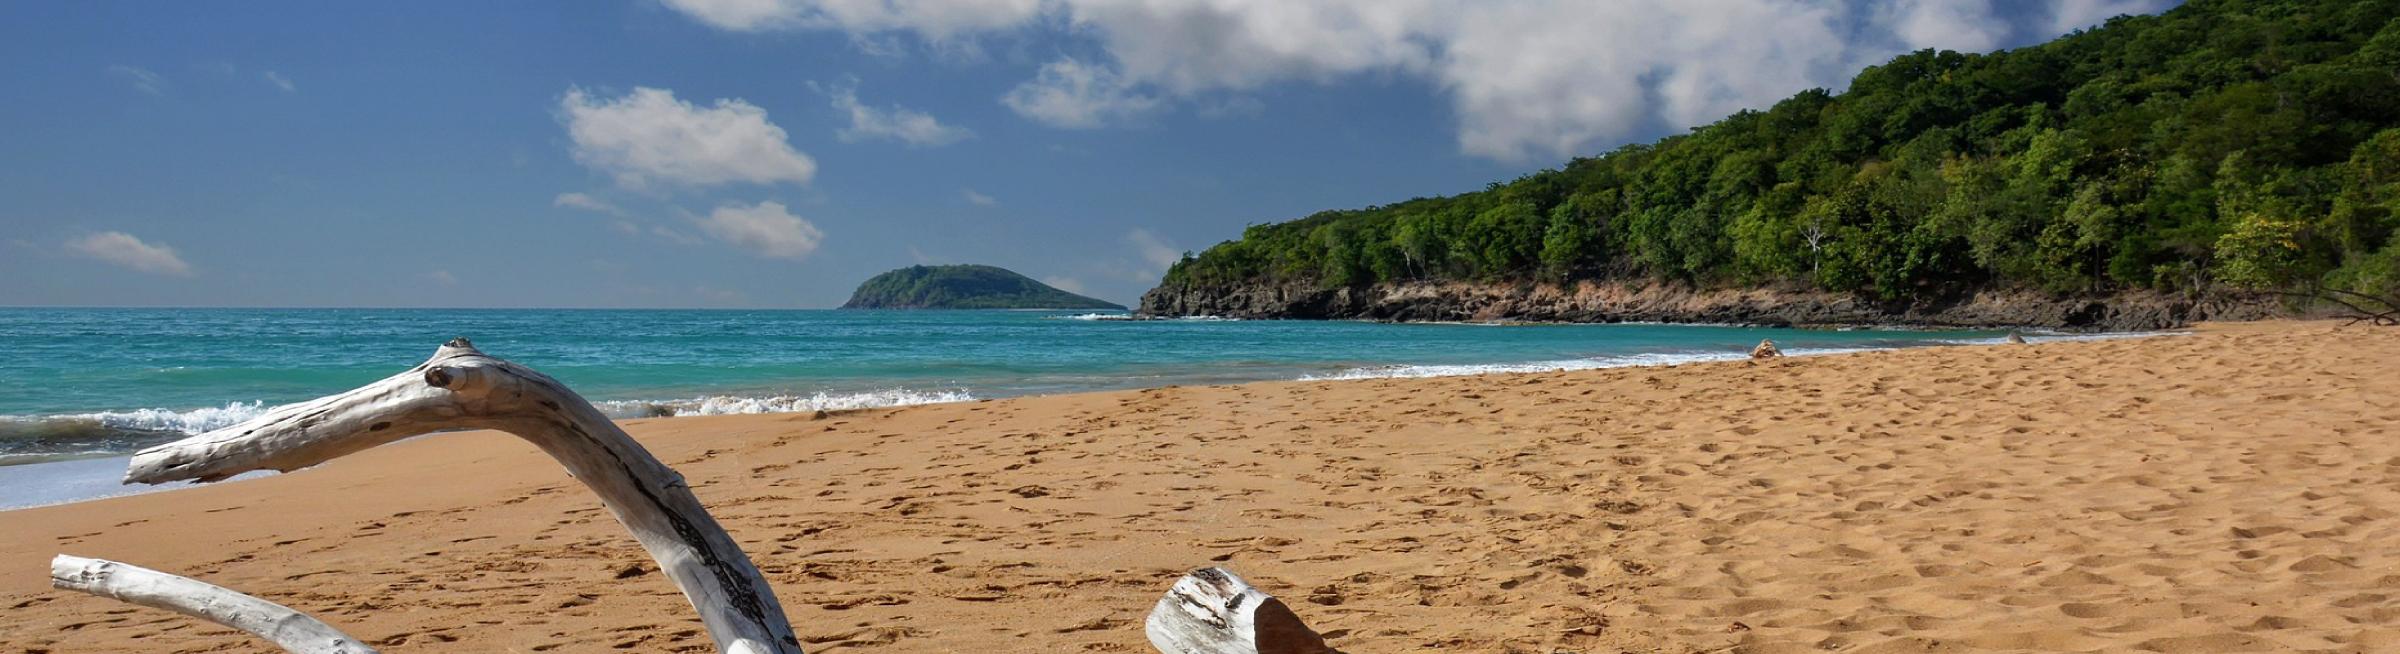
(124, 338, 803, 654)
(50, 555, 376, 654)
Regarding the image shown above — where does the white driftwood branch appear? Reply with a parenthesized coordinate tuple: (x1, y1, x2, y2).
(1146, 567, 1333, 654)
(50, 554, 376, 654)
(124, 338, 802, 654)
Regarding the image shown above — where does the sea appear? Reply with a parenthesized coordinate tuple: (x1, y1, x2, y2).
(0, 307, 2074, 509)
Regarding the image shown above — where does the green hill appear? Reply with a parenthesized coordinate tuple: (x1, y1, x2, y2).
(1150, 0, 2400, 317)
(841, 265, 1124, 310)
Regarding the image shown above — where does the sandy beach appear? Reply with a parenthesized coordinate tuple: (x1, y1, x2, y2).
(2, 321, 2395, 653)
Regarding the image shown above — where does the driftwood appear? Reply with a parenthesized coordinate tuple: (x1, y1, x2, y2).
(120, 338, 801, 654)
(1749, 338, 1783, 359)
(50, 555, 377, 654)
(59, 339, 1337, 654)
(1146, 567, 1333, 654)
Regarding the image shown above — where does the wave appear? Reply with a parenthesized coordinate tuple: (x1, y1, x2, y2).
(0, 389, 975, 464)
(1052, 313, 1242, 322)
(592, 389, 975, 418)
(1299, 345, 1926, 381)
(20, 401, 273, 435)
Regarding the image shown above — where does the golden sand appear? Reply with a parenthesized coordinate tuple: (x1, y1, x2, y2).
(3, 321, 2396, 653)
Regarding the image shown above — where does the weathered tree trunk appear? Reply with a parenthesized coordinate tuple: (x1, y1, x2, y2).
(50, 555, 376, 654)
(1145, 567, 1333, 654)
(123, 338, 802, 654)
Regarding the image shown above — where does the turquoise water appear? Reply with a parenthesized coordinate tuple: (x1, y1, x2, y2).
(0, 308, 2024, 466)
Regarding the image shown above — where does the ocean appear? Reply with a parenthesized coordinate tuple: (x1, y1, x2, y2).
(0, 308, 2048, 508)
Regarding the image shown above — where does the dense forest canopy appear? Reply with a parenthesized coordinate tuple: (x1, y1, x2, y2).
(1158, 0, 2400, 305)
(842, 265, 1125, 310)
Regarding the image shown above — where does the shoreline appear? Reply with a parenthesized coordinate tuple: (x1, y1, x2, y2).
(1137, 280, 2287, 331)
(0, 327, 2158, 511)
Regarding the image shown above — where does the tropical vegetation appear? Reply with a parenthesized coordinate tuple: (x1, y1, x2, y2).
(1159, 0, 2400, 315)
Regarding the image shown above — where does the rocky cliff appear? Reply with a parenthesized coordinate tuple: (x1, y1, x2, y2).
(1137, 280, 2284, 331)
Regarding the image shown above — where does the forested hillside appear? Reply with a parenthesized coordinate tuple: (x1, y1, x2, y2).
(1150, 0, 2400, 320)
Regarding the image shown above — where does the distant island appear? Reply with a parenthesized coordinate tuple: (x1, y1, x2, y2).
(841, 265, 1125, 310)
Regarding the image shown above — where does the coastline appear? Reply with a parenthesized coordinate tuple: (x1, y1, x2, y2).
(5, 321, 2392, 652)
(1136, 280, 2288, 331)
(0, 326, 2141, 510)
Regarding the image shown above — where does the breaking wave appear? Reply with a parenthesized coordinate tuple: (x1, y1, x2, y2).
(0, 389, 974, 465)
(591, 389, 975, 418)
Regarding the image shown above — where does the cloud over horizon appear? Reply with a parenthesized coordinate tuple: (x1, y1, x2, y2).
(693, 200, 826, 260)
(67, 231, 194, 276)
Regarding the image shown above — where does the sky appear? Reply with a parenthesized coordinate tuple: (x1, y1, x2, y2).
(0, 0, 2177, 309)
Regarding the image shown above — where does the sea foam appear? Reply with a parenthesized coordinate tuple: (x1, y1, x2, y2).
(0, 389, 975, 463)
(592, 388, 976, 418)
(1300, 346, 1893, 381)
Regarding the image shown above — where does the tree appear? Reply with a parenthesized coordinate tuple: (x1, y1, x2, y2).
(2217, 213, 2395, 324)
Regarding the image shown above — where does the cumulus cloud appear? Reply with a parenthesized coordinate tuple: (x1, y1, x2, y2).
(825, 83, 973, 146)
(962, 188, 998, 206)
(693, 200, 825, 259)
(67, 231, 193, 276)
(263, 71, 296, 92)
(1127, 228, 1182, 271)
(1002, 59, 1161, 128)
(553, 191, 629, 216)
(2046, 0, 2174, 33)
(559, 87, 817, 188)
(664, 0, 2173, 162)
(659, 0, 1043, 37)
(108, 65, 166, 95)
(1878, 2, 2008, 53)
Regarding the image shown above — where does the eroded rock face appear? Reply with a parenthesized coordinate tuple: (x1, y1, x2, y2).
(1137, 280, 2284, 331)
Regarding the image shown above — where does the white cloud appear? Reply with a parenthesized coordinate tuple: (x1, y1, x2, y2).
(693, 200, 825, 259)
(826, 83, 973, 146)
(67, 231, 193, 276)
(2046, 0, 2173, 33)
(425, 269, 459, 285)
(962, 188, 997, 206)
(665, 0, 2163, 162)
(1040, 275, 1091, 295)
(652, 224, 703, 244)
(554, 191, 628, 216)
(1878, 2, 2007, 53)
(1001, 59, 1160, 129)
(659, 0, 1043, 37)
(263, 71, 296, 92)
(108, 65, 165, 95)
(559, 87, 817, 188)
(1127, 228, 1182, 272)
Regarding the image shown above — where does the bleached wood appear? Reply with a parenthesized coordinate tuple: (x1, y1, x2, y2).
(50, 554, 375, 654)
(1145, 567, 1332, 654)
(1750, 338, 1783, 359)
(123, 338, 802, 654)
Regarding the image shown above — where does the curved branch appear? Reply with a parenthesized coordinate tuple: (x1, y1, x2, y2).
(125, 338, 802, 654)
(50, 555, 376, 654)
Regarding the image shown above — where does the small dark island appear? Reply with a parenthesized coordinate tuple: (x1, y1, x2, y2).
(841, 264, 1125, 310)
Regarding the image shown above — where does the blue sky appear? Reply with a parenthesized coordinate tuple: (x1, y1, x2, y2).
(0, 0, 2174, 308)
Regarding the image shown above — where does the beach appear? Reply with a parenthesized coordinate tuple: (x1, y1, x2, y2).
(2, 320, 2395, 653)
